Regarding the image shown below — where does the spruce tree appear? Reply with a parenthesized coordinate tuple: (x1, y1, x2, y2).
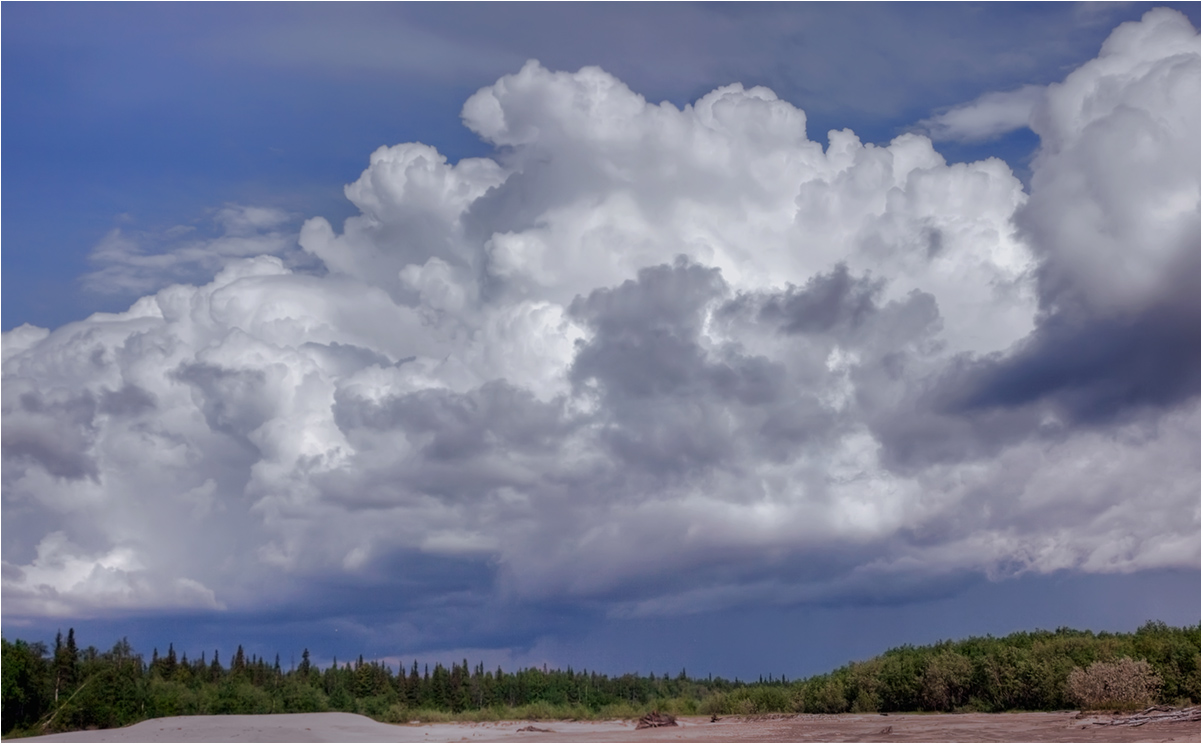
(233, 645, 246, 675)
(65, 628, 78, 683)
(53, 631, 64, 702)
(210, 649, 223, 682)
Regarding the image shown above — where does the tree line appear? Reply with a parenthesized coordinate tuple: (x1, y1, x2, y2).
(2, 621, 1198, 737)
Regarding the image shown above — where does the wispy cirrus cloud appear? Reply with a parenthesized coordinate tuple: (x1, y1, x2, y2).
(83, 205, 303, 296)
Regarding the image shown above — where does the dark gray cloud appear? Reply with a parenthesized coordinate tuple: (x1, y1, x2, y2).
(336, 380, 559, 446)
(955, 307, 1200, 423)
(570, 259, 727, 400)
(174, 363, 274, 444)
(755, 263, 884, 337)
(2, 388, 98, 480)
(98, 384, 157, 417)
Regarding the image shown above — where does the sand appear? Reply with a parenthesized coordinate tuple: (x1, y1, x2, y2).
(11, 710, 1201, 743)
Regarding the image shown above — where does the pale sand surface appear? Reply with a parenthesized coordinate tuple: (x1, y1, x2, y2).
(11, 711, 1201, 743)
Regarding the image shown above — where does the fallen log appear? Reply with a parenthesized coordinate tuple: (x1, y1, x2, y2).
(1092, 706, 1200, 727)
(636, 711, 678, 729)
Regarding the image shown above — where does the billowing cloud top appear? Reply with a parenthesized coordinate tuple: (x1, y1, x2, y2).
(3, 10, 1198, 628)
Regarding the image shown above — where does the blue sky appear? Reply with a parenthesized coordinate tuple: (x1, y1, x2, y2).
(7, 1, 1198, 330)
(2, 3, 1199, 679)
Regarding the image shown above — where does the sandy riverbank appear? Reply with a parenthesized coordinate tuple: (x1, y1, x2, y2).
(10, 710, 1201, 742)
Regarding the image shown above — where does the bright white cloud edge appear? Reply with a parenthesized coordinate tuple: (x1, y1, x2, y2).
(2, 9, 1198, 621)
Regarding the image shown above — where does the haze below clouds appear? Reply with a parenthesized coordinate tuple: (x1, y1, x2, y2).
(2, 6, 1199, 676)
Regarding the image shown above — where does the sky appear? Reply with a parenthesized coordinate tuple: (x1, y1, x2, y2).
(2, 3, 1200, 680)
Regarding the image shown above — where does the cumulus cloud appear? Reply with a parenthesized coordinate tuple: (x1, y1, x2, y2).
(3, 10, 1197, 629)
(919, 85, 1044, 142)
(1024, 7, 1200, 319)
(2, 532, 224, 617)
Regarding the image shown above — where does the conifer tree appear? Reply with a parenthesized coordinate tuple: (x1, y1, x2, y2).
(210, 649, 223, 681)
(65, 628, 78, 683)
(53, 631, 64, 702)
(233, 645, 246, 675)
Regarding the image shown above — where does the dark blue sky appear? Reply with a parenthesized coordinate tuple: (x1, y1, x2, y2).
(2, 3, 1199, 680)
(9, 569, 1198, 680)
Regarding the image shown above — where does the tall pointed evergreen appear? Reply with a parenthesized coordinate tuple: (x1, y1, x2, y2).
(53, 631, 64, 702)
(233, 644, 246, 674)
(210, 649, 223, 681)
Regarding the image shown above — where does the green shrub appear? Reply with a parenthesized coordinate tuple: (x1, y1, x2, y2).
(147, 679, 200, 718)
(280, 680, 328, 713)
(596, 701, 644, 720)
(921, 651, 973, 711)
(799, 676, 848, 714)
(355, 694, 394, 718)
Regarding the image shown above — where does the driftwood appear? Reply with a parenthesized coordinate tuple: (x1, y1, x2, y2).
(1088, 706, 1200, 727)
(636, 711, 678, 729)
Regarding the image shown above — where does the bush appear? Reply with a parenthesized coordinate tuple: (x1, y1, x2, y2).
(792, 675, 849, 714)
(921, 652, 973, 711)
(211, 680, 273, 715)
(655, 696, 699, 716)
(404, 707, 453, 723)
(511, 700, 558, 720)
(699, 686, 791, 716)
(355, 694, 394, 718)
(596, 701, 644, 720)
(1066, 657, 1161, 711)
(280, 680, 328, 713)
(747, 686, 792, 714)
(147, 679, 200, 718)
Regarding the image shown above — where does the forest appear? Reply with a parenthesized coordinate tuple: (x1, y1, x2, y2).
(2, 621, 1198, 737)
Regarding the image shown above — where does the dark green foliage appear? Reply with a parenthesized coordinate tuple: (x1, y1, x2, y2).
(786, 622, 1200, 714)
(51, 638, 146, 732)
(2, 621, 1198, 737)
(280, 677, 328, 713)
(2, 638, 52, 734)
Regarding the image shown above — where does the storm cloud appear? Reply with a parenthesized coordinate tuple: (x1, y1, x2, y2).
(3, 9, 1198, 652)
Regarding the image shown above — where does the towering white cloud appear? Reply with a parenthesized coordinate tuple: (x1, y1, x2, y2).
(1023, 7, 1200, 318)
(3, 10, 1197, 624)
